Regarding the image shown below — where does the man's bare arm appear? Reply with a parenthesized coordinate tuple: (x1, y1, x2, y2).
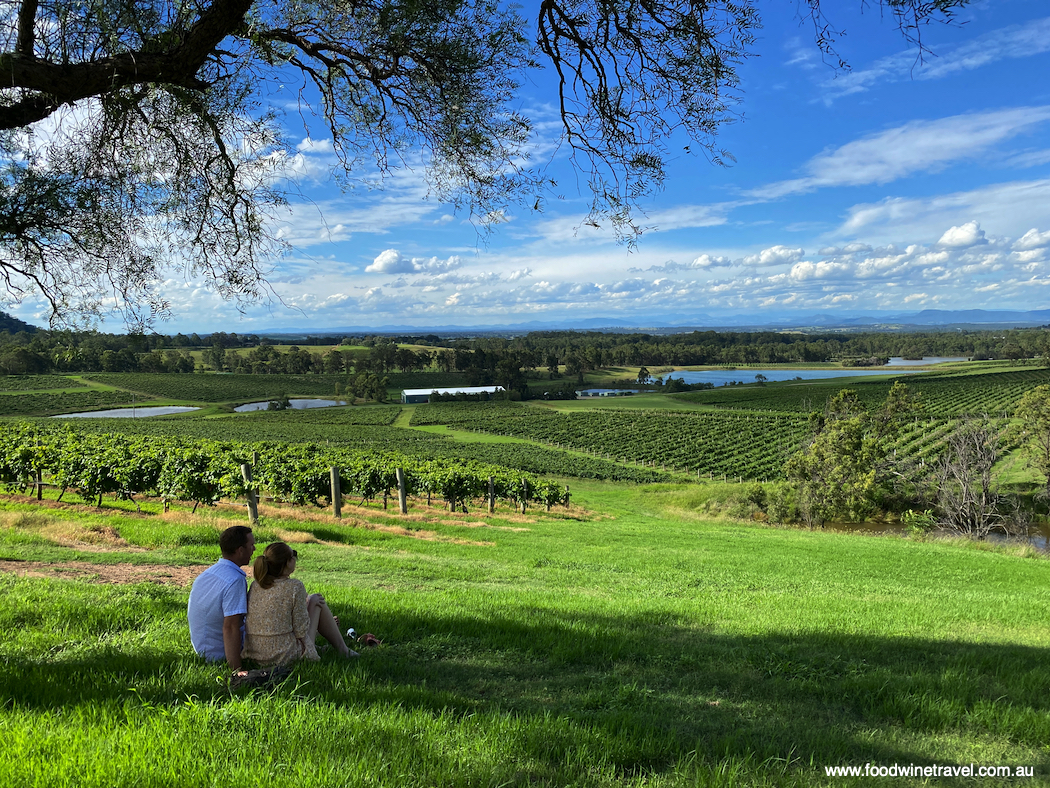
(223, 614, 244, 671)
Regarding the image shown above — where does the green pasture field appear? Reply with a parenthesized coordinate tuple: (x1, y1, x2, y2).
(186, 343, 442, 365)
(207, 343, 371, 357)
(0, 482, 1048, 786)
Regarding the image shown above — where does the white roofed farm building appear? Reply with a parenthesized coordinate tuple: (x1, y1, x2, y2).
(401, 386, 505, 404)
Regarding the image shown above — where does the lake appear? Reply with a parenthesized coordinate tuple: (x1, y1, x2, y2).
(661, 368, 920, 387)
(885, 356, 968, 366)
(660, 356, 965, 387)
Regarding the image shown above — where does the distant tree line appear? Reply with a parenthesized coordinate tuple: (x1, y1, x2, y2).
(0, 316, 1047, 390)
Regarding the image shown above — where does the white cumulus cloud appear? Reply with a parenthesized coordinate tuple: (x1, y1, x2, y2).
(691, 254, 734, 269)
(296, 137, 335, 154)
(741, 245, 805, 267)
(790, 260, 851, 281)
(937, 221, 987, 249)
(366, 249, 462, 274)
(837, 180, 1050, 245)
(1015, 228, 1050, 250)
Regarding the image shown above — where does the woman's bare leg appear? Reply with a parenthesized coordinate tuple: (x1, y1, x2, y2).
(307, 593, 358, 658)
(306, 596, 322, 641)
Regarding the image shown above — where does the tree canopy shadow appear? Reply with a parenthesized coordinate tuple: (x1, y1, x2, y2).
(4, 600, 1048, 782)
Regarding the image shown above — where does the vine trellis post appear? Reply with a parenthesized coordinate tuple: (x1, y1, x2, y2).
(396, 467, 407, 514)
(241, 464, 259, 526)
(331, 467, 342, 518)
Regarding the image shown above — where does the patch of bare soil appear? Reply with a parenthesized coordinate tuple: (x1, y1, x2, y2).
(0, 560, 206, 586)
(0, 492, 134, 515)
(440, 520, 531, 532)
(351, 520, 494, 546)
(255, 504, 495, 545)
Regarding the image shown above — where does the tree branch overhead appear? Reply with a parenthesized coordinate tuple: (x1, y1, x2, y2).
(0, 0, 974, 326)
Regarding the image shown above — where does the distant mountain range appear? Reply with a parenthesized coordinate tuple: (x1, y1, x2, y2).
(255, 308, 1050, 337)
(7, 307, 1046, 338)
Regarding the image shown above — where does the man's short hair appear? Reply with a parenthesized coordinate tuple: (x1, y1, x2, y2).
(219, 526, 253, 556)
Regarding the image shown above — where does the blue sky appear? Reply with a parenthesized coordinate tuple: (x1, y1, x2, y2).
(20, 0, 1050, 333)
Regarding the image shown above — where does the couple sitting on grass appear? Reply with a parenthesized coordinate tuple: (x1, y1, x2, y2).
(187, 526, 358, 676)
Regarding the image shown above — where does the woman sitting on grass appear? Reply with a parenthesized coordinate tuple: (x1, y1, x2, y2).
(243, 542, 358, 665)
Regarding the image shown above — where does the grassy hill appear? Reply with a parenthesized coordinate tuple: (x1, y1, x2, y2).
(0, 481, 1047, 786)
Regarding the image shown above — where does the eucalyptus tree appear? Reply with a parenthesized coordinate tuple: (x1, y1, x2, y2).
(785, 382, 919, 526)
(1015, 385, 1050, 498)
(0, 0, 971, 327)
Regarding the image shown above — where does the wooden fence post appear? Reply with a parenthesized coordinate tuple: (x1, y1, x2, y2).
(564, 485, 570, 508)
(241, 464, 259, 526)
(488, 476, 495, 514)
(396, 467, 407, 514)
(331, 467, 341, 518)
(521, 479, 528, 515)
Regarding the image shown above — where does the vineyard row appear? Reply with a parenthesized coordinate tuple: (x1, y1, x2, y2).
(0, 424, 569, 512)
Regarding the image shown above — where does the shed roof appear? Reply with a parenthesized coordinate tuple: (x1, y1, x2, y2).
(401, 385, 505, 396)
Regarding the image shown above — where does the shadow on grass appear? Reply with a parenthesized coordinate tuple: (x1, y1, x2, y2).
(3, 600, 1049, 780)
(352, 607, 1050, 771)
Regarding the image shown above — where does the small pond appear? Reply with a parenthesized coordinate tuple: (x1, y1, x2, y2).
(234, 398, 345, 412)
(52, 406, 200, 418)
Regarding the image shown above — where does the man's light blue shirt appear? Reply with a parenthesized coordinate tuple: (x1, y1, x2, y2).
(187, 558, 248, 661)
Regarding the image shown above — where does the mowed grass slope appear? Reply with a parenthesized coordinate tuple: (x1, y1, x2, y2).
(1, 482, 1049, 786)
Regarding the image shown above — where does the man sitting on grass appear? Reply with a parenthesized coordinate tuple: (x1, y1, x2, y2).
(188, 526, 255, 671)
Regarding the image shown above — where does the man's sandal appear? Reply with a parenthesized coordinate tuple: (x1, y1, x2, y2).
(229, 666, 292, 690)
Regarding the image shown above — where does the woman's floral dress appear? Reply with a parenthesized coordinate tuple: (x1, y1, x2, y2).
(243, 577, 319, 665)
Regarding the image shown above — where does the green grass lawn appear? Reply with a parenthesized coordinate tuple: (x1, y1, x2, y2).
(1, 483, 1048, 786)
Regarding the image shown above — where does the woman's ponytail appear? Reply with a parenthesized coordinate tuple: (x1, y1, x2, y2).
(252, 542, 293, 589)
(253, 554, 274, 588)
